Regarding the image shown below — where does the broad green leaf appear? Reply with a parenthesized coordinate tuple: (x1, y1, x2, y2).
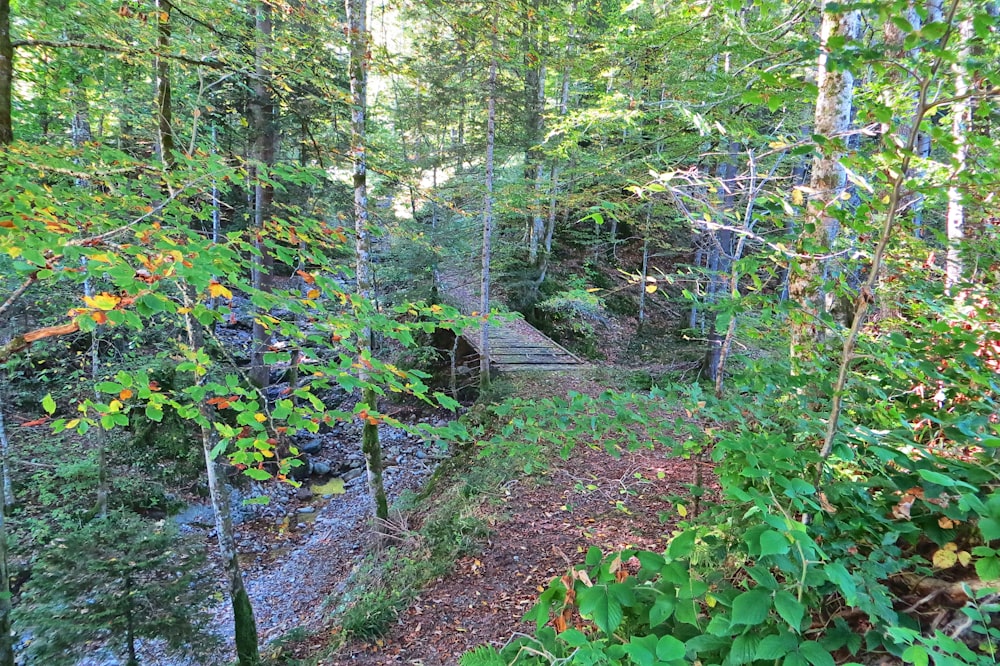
(623, 634, 657, 666)
(656, 635, 686, 661)
(648, 594, 675, 628)
(975, 556, 1000, 581)
(730, 589, 771, 627)
(41, 393, 56, 415)
(979, 518, 1000, 541)
(823, 562, 857, 606)
(729, 633, 761, 665)
(760, 530, 791, 556)
(667, 530, 696, 559)
(774, 590, 805, 630)
(757, 632, 799, 660)
(902, 645, 929, 666)
(577, 585, 624, 634)
(799, 641, 835, 666)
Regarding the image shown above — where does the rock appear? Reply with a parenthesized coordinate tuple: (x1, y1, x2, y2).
(415, 449, 427, 460)
(295, 487, 313, 501)
(297, 506, 315, 514)
(342, 468, 363, 482)
(312, 461, 331, 476)
(289, 460, 311, 482)
(300, 438, 323, 455)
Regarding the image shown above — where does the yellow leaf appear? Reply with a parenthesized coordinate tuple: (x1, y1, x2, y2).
(840, 191, 852, 200)
(83, 293, 121, 311)
(706, 594, 717, 608)
(938, 517, 956, 529)
(677, 503, 688, 517)
(932, 547, 958, 569)
(108, 399, 123, 413)
(307, 289, 320, 299)
(253, 413, 267, 423)
(791, 188, 804, 206)
(957, 550, 971, 567)
(209, 281, 233, 299)
(645, 284, 657, 294)
(66, 419, 80, 429)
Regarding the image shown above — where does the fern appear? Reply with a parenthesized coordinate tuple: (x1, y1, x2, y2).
(459, 645, 507, 666)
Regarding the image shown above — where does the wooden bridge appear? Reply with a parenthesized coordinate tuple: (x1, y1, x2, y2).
(462, 319, 588, 372)
(438, 273, 589, 373)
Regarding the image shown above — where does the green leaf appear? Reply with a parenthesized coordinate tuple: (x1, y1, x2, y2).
(975, 556, 1000, 581)
(145, 405, 163, 422)
(917, 469, 974, 489)
(979, 518, 1000, 541)
(558, 628, 589, 647)
(667, 529, 696, 559)
(585, 546, 603, 566)
(902, 645, 929, 666)
(774, 590, 805, 630)
(577, 585, 624, 634)
(648, 594, 675, 628)
(623, 634, 657, 666)
(799, 641, 835, 666)
(823, 562, 857, 606)
(760, 530, 791, 556)
(757, 632, 799, 660)
(656, 635, 686, 661)
(41, 393, 56, 415)
(244, 468, 272, 481)
(730, 589, 771, 627)
(729, 633, 761, 665)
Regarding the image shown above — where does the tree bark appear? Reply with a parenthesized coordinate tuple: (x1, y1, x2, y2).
(154, 0, 174, 167)
(0, 390, 14, 666)
(0, 0, 12, 145)
(182, 309, 260, 665)
(945, 14, 972, 295)
(347, 0, 388, 524)
(788, 3, 860, 370)
(524, 0, 545, 266)
(480, 24, 498, 392)
(249, 1, 275, 389)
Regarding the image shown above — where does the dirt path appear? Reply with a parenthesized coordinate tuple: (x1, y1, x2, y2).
(330, 373, 715, 665)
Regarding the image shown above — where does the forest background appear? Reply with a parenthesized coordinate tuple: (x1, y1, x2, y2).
(1, 1, 1000, 665)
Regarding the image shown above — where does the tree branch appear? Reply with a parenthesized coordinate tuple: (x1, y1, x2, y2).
(11, 39, 228, 70)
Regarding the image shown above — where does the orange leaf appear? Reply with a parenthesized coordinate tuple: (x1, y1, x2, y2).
(296, 270, 316, 284)
(208, 281, 233, 299)
(20, 417, 49, 427)
(119, 389, 133, 400)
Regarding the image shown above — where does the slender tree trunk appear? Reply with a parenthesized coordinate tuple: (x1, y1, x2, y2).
(524, 0, 545, 266)
(788, 3, 860, 369)
(154, 0, 174, 167)
(0, 0, 12, 144)
(0, 387, 14, 666)
(83, 273, 109, 518)
(125, 574, 138, 666)
(480, 27, 498, 392)
(249, 2, 275, 388)
(945, 14, 971, 295)
(181, 305, 260, 665)
(347, 0, 388, 523)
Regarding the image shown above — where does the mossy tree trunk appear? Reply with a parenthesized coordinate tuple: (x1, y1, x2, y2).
(347, 0, 389, 524)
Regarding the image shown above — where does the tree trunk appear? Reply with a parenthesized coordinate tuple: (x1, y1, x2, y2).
(0, 0, 12, 144)
(347, 0, 388, 524)
(249, 1, 275, 389)
(480, 28, 498, 392)
(524, 0, 545, 266)
(788, 3, 860, 369)
(0, 391, 14, 666)
(154, 0, 174, 167)
(179, 291, 260, 664)
(945, 14, 972, 295)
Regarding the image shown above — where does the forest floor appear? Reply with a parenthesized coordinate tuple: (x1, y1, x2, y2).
(323, 371, 715, 665)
